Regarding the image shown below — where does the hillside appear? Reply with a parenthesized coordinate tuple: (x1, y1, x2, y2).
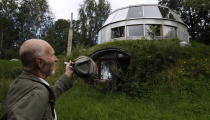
(0, 39, 210, 119)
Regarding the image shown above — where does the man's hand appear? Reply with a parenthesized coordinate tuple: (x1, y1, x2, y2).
(64, 60, 74, 78)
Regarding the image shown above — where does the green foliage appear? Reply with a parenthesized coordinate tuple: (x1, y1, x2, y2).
(44, 19, 70, 55)
(0, 0, 54, 48)
(96, 0, 111, 31)
(17, 0, 53, 44)
(0, 0, 19, 49)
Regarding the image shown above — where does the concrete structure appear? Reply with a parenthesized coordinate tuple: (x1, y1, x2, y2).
(98, 4, 189, 44)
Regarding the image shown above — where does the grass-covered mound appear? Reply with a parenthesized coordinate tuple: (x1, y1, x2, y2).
(54, 39, 210, 119)
(0, 39, 210, 119)
(67, 40, 210, 97)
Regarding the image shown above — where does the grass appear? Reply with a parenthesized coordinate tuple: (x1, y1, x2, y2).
(0, 60, 21, 79)
(55, 81, 210, 120)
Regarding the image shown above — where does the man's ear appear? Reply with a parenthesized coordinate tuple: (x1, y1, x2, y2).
(35, 57, 42, 69)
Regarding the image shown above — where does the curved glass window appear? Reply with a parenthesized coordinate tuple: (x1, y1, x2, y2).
(127, 6, 143, 19)
(144, 6, 162, 18)
(158, 6, 175, 20)
(111, 26, 125, 38)
(103, 12, 116, 26)
(163, 26, 177, 38)
(145, 24, 163, 37)
(127, 25, 144, 36)
(171, 11, 183, 23)
(112, 8, 129, 23)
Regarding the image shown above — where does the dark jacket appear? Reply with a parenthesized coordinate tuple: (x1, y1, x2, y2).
(5, 71, 73, 120)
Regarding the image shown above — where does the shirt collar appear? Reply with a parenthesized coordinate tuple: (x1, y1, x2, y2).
(39, 77, 50, 86)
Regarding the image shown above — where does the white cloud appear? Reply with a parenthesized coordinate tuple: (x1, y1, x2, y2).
(48, 0, 158, 20)
(48, 0, 83, 20)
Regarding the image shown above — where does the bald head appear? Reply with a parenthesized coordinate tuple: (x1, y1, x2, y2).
(19, 39, 52, 69)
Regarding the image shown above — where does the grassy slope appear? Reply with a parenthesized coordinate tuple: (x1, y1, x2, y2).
(0, 40, 210, 119)
(56, 40, 210, 120)
(55, 83, 210, 120)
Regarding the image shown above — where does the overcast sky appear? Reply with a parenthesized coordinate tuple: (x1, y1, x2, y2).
(48, 0, 158, 20)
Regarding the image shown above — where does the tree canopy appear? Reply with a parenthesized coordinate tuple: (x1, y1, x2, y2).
(0, 0, 53, 49)
(78, 0, 110, 46)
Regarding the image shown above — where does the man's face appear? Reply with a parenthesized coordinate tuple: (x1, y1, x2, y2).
(41, 45, 58, 76)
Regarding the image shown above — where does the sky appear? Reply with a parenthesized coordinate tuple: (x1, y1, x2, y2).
(48, 0, 158, 20)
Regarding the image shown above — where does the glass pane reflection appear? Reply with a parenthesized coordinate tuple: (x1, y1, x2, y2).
(158, 6, 175, 20)
(103, 12, 116, 26)
(144, 6, 162, 18)
(163, 26, 176, 38)
(127, 25, 144, 36)
(127, 6, 143, 19)
(112, 8, 129, 23)
(100, 60, 115, 80)
(111, 26, 125, 38)
(145, 25, 162, 36)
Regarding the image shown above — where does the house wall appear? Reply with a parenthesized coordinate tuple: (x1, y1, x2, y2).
(98, 18, 189, 44)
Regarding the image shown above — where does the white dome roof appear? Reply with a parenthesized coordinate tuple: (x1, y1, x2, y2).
(103, 4, 185, 27)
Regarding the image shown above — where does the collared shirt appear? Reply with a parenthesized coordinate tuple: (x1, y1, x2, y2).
(39, 78, 57, 120)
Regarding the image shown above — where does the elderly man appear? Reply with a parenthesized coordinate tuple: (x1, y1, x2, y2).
(4, 39, 73, 120)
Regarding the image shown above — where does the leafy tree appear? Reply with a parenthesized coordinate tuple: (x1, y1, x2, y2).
(44, 19, 84, 55)
(78, 4, 88, 45)
(78, 0, 110, 46)
(0, 0, 54, 48)
(181, 0, 210, 44)
(158, 0, 210, 44)
(72, 19, 83, 49)
(0, 15, 19, 49)
(96, 0, 111, 29)
(44, 19, 69, 55)
(0, 0, 19, 49)
(17, 0, 53, 46)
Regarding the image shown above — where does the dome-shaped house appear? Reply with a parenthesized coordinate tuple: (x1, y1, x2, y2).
(98, 4, 189, 44)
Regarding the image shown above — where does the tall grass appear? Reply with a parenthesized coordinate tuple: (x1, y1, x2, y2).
(55, 81, 210, 120)
(0, 60, 21, 115)
(0, 60, 21, 79)
(0, 78, 13, 115)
